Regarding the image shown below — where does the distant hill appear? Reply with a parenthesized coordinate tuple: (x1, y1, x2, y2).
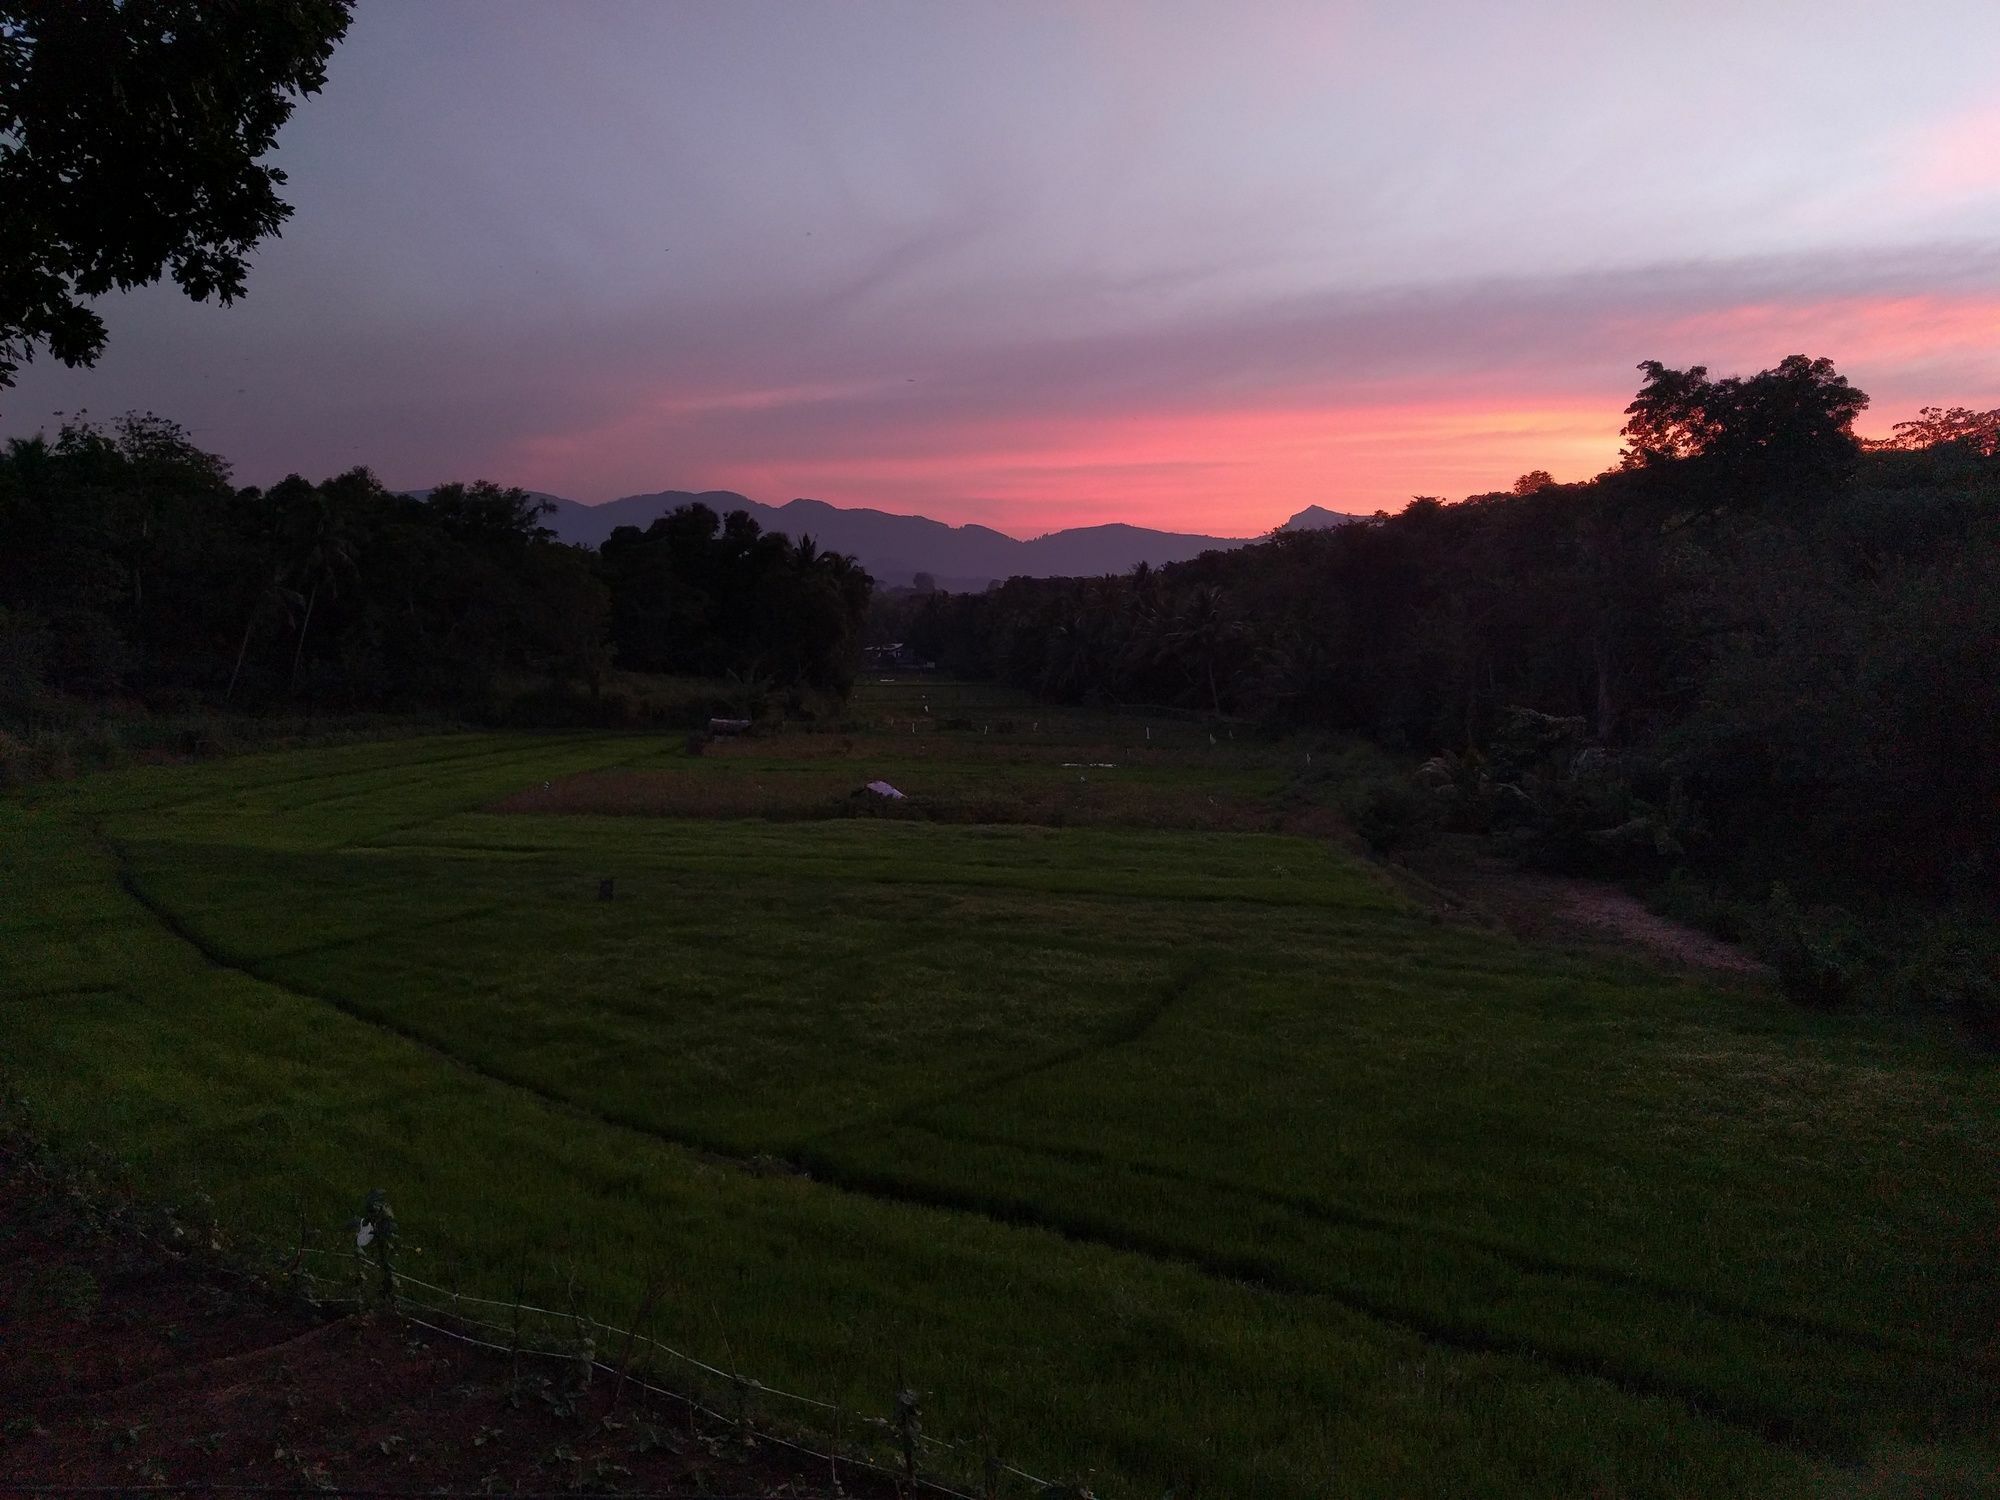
(420, 485, 1368, 586)
(1278, 504, 1369, 531)
(534, 489, 1256, 586)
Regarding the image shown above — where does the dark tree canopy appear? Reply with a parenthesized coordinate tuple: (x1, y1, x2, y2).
(1619, 355, 1869, 512)
(0, 415, 872, 718)
(0, 0, 353, 388)
(1876, 404, 2000, 457)
(1617, 360, 1722, 465)
(598, 505, 872, 698)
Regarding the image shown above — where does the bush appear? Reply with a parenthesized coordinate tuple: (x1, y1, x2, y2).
(1485, 706, 1589, 781)
(475, 683, 738, 730)
(0, 729, 41, 788)
(1759, 883, 1871, 1010)
(1895, 916, 2000, 1048)
(1278, 741, 1435, 854)
(1414, 750, 1488, 832)
(0, 718, 131, 787)
(0, 607, 53, 715)
(1417, 712, 1700, 876)
(1654, 867, 1752, 943)
(1337, 773, 1436, 855)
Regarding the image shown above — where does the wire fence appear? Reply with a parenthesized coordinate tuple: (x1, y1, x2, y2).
(276, 1236, 1069, 1500)
(0, 1124, 1081, 1500)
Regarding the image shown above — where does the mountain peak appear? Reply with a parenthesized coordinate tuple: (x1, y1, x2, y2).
(528, 489, 1270, 586)
(1279, 504, 1367, 532)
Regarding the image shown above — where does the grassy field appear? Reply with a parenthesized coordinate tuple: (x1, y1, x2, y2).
(4, 681, 1995, 1497)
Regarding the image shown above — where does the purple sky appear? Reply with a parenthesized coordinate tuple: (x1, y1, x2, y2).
(5, 0, 1999, 535)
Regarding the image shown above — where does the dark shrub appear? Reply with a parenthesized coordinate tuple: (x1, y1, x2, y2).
(1655, 867, 1751, 943)
(1338, 774, 1436, 855)
(1760, 883, 1870, 1009)
(1896, 916, 2000, 1049)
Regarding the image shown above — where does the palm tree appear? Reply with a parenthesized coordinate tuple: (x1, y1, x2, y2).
(1039, 587, 1113, 703)
(282, 488, 358, 694)
(225, 560, 302, 705)
(1161, 584, 1245, 718)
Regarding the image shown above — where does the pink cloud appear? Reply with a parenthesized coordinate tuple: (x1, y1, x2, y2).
(1908, 100, 2000, 203)
(1645, 292, 2000, 378)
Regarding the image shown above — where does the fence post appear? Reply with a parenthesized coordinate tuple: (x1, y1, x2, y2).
(613, 1279, 661, 1410)
(362, 1189, 398, 1308)
(730, 1373, 759, 1444)
(508, 1258, 527, 1384)
(893, 1384, 923, 1494)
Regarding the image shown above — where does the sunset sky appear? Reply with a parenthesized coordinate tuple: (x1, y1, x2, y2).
(5, 0, 2000, 536)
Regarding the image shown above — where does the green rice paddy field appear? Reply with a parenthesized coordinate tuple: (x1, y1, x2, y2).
(3, 683, 1995, 1497)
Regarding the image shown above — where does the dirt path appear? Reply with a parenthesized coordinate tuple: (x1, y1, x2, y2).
(1552, 879, 1767, 974)
(1396, 838, 1768, 977)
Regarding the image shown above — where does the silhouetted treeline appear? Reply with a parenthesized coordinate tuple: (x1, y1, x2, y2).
(599, 507, 870, 695)
(894, 361, 1999, 1021)
(0, 416, 870, 721)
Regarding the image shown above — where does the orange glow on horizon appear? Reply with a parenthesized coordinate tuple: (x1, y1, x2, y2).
(500, 289, 2000, 538)
(510, 395, 1624, 537)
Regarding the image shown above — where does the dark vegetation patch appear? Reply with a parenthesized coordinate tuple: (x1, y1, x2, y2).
(0, 1125, 898, 1498)
(0, 419, 872, 770)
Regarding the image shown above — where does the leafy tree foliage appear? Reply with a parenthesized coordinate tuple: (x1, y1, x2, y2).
(598, 506, 871, 700)
(0, 0, 353, 387)
(1619, 355, 1869, 514)
(0, 417, 870, 718)
(1872, 405, 2000, 457)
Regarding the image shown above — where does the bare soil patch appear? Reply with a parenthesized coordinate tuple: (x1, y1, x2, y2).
(1397, 837, 1769, 977)
(0, 1151, 891, 1498)
(494, 766, 1276, 831)
(704, 731, 1215, 770)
